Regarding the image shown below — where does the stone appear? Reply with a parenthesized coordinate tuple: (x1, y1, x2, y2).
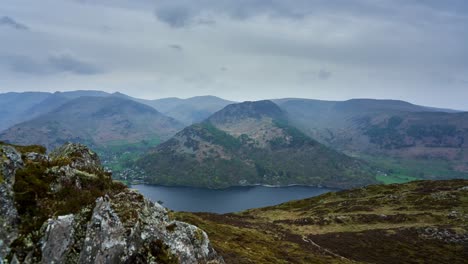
(1, 143, 224, 263)
(40, 214, 75, 264)
(0, 146, 23, 261)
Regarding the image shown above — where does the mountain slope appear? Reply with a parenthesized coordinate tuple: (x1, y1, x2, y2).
(138, 100, 376, 189)
(275, 98, 468, 183)
(139, 95, 235, 125)
(175, 179, 468, 263)
(0, 90, 112, 131)
(0, 92, 51, 131)
(0, 96, 183, 150)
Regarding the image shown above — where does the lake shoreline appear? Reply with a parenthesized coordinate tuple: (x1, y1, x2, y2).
(130, 182, 343, 191)
(132, 184, 337, 213)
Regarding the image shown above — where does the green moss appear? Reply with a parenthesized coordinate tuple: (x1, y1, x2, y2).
(194, 228, 204, 242)
(14, 145, 47, 155)
(9, 149, 125, 262)
(166, 223, 177, 232)
(149, 240, 179, 264)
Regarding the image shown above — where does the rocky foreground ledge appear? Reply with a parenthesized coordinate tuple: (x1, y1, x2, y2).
(0, 142, 224, 264)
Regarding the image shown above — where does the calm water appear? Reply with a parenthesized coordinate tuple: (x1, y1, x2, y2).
(133, 185, 335, 213)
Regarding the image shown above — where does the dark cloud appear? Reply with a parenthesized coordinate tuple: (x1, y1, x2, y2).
(1, 54, 102, 75)
(154, 5, 191, 27)
(1, 55, 46, 74)
(48, 54, 103, 75)
(153, 0, 468, 28)
(317, 70, 332, 80)
(169, 44, 183, 51)
(151, 0, 389, 27)
(0, 16, 29, 30)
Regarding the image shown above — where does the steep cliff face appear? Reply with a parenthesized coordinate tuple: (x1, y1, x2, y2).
(0, 142, 223, 264)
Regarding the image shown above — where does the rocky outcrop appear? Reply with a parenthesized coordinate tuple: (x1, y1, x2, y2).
(0, 146, 23, 262)
(0, 142, 224, 264)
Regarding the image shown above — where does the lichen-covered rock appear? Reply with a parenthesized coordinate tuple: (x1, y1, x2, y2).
(37, 193, 224, 264)
(0, 143, 224, 264)
(50, 143, 102, 173)
(0, 145, 23, 262)
(40, 214, 75, 264)
(78, 196, 127, 264)
(24, 152, 49, 163)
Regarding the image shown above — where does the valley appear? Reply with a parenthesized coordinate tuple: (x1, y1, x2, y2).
(2, 2, 467, 262)
(1, 91, 468, 188)
(1, 141, 466, 263)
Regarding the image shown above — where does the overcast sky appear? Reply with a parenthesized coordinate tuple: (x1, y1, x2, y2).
(1, 0, 467, 109)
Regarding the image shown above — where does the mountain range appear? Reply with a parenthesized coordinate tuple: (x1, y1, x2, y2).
(136, 95, 235, 125)
(0, 96, 183, 150)
(1, 90, 467, 188)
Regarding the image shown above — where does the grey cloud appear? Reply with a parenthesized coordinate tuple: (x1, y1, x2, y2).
(299, 69, 333, 82)
(153, 0, 468, 28)
(317, 70, 332, 80)
(0, 16, 29, 30)
(1, 54, 102, 75)
(1, 0, 468, 110)
(1, 55, 46, 74)
(48, 54, 103, 75)
(196, 18, 216, 25)
(152, 0, 395, 27)
(154, 5, 191, 27)
(153, 0, 286, 27)
(169, 44, 183, 51)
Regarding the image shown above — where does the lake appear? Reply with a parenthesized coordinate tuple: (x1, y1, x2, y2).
(132, 185, 336, 213)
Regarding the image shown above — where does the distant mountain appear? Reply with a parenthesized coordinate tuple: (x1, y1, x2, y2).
(0, 96, 183, 150)
(275, 98, 468, 182)
(59, 90, 110, 99)
(138, 96, 235, 125)
(0, 90, 111, 131)
(138, 100, 376, 189)
(20, 92, 71, 119)
(0, 92, 51, 131)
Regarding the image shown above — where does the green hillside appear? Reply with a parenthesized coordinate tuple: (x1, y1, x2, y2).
(138, 101, 376, 189)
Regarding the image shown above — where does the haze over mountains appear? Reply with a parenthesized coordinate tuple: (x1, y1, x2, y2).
(1, 90, 467, 187)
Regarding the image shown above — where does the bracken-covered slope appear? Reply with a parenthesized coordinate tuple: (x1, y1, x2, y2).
(0, 142, 223, 263)
(138, 100, 376, 189)
(0, 96, 183, 150)
(175, 179, 468, 264)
